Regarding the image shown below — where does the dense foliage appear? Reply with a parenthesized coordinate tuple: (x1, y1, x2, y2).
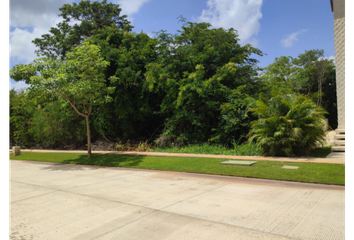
(32, 0, 132, 60)
(10, 90, 87, 149)
(10, 1, 337, 157)
(259, 50, 337, 129)
(145, 21, 263, 145)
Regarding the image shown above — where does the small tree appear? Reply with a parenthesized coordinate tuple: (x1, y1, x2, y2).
(10, 42, 116, 158)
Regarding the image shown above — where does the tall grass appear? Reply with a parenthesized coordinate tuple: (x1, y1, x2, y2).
(153, 142, 262, 156)
(153, 143, 331, 158)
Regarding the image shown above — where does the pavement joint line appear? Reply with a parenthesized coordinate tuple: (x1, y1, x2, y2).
(11, 190, 58, 204)
(10, 180, 58, 204)
(11, 179, 230, 215)
(10, 179, 184, 210)
(65, 175, 139, 191)
(159, 182, 230, 211)
(92, 204, 302, 240)
(10, 178, 304, 240)
(9, 173, 55, 180)
(91, 210, 158, 240)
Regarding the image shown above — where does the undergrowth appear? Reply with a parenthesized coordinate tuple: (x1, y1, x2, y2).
(153, 142, 262, 156)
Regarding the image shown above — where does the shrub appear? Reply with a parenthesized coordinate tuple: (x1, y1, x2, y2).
(137, 141, 153, 152)
(114, 140, 152, 152)
(248, 94, 327, 156)
(114, 141, 126, 151)
(155, 135, 174, 148)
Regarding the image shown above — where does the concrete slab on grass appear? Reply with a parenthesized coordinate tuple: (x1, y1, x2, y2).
(282, 165, 299, 169)
(219, 160, 257, 166)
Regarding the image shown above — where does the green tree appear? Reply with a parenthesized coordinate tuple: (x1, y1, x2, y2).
(248, 94, 327, 156)
(10, 42, 116, 158)
(87, 28, 161, 140)
(210, 85, 255, 145)
(259, 56, 308, 97)
(9, 89, 36, 148)
(30, 98, 87, 148)
(10, 89, 87, 149)
(32, 0, 132, 60)
(260, 50, 337, 129)
(13, 0, 162, 143)
(145, 21, 263, 144)
(292, 49, 337, 128)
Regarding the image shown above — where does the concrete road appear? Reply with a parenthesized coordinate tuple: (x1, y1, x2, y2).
(10, 160, 345, 240)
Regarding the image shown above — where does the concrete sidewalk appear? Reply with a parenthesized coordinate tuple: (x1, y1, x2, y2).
(10, 160, 345, 240)
(12, 149, 345, 164)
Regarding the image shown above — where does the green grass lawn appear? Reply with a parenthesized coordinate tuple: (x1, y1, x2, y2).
(153, 143, 332, 158)
(10, 152, 344, 185)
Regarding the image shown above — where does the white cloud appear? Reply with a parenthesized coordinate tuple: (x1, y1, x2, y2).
(9, 80, 30, 91)
(10, 0, 68, 29)
(247, 38, 259, 47)
(9, 0, 150, 66)
(146, 32, 154, 38)
(198, 0, 263, 44)
(319, 56, 335, 61)
(318, 55, 335, 65)
(10, 27, 49, 64)
(10, 0, 70, 64)
(281, 29, 308, 48)
(116, 0, 150, 20)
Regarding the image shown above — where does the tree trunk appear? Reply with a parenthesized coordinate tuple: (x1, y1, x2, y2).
(85, 116, 92, 158)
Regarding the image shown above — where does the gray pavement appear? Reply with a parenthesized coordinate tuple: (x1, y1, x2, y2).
(10, 160, 345, 240)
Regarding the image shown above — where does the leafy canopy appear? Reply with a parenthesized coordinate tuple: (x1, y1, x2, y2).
(10, 42, 116, 116)
(32, 0, 132, 60)
(145, 21, 263, 144)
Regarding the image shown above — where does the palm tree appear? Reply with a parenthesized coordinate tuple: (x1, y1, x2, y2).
(248, 94, 327, 156)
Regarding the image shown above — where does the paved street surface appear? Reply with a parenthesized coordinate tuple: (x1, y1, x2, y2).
(10, 160, 345, 240)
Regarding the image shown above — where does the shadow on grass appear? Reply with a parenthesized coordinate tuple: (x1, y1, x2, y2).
(309, 147, 332, 158)
(61, 153, 145, 168)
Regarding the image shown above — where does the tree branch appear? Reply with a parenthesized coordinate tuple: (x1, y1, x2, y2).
(55, 89, 86, 117)
(148, 124, 163, 141)
(102, 133, 111, 142)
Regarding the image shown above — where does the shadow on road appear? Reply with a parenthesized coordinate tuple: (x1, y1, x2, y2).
(41, 163, 89, 171)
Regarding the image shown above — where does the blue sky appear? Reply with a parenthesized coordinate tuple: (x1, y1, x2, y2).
(9, 0, 336, 90)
